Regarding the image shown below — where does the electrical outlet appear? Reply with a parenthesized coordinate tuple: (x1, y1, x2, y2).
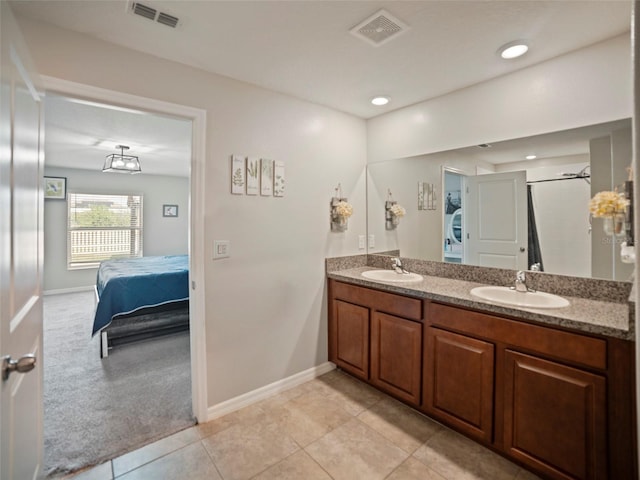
(358, 235, 365, 249)
(213, 240, 230, 259)
(368, 234, 375, 248)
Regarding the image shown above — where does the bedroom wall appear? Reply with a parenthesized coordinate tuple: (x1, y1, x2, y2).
(43, 166, 190, 293)
(16, 15, 367, 409)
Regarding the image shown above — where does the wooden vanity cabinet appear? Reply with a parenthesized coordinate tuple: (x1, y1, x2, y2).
(424, 301, 634, 480)
(423, 327, 495, 443)
(328, 280, 423, 404)
(371, 311, 422, 404)
(331, 299, 369, 380)
(503, 350, 607, 480)
(328, 279, 636, 480)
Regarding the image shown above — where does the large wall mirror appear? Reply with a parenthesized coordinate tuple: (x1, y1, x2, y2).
(367, 118, 632, 281)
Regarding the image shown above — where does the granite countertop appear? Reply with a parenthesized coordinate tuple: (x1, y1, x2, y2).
(328, 266, 633, 341)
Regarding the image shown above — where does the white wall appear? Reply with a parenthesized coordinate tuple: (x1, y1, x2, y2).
(16, 15, 367, 407)
(367, 34, 631, 163)
(43, 166, 189, 292)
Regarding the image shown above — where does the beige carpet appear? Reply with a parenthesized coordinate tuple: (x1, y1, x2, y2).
(43, 291, 195, 478)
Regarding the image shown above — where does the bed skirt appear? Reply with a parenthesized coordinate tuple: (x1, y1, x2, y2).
(100, 301, 190, 358)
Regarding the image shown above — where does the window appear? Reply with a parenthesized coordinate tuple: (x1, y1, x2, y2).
(67, 193, 143, 269)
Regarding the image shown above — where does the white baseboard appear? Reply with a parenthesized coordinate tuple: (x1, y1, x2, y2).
(206, 362, 336, 422)
(43, 286, 95, 296)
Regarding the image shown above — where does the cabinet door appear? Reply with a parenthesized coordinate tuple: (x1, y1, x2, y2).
(503, 350, 606, 480)
(330, 300, 369, 379)
(423, 327, 494, 442)
(371, 312, 422, 405)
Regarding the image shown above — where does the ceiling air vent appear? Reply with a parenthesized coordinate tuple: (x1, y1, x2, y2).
(350, 9, 409, 47)
(132, 2, 156, 21)
(157, 12, 179, 28)
(130, 2, 180, 28)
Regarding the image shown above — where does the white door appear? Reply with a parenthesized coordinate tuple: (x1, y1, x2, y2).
(465, 171, 527, 270)
(1, 4, 45, 479)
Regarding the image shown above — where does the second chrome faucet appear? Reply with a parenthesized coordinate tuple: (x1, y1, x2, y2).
(512, 270, 535, 293)
(391, 257, 409, 274)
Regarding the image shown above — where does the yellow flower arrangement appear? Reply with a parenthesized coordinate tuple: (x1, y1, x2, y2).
(589, 191, 628, 218)
(390, 204, 406, 217)
(335, 200, 353, 218)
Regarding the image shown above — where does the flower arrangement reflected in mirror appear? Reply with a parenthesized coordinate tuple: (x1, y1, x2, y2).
(385, 189, 405, 230)
(589, 190, 628, 236)
(390, 203, 406, 219)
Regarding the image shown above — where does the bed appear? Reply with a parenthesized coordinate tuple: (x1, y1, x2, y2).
(93, 255, 190, 357)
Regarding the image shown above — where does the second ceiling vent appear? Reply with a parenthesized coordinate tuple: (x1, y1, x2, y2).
(130, 2, 179, 28)
(350, 9, 409, 47)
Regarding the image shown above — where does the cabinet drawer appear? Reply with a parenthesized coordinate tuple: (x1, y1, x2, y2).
(428, 302, 606, 370)
(332, 280, 422, 321)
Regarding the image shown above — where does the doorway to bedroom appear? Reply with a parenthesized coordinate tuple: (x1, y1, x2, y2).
(41, 87, 202, 477)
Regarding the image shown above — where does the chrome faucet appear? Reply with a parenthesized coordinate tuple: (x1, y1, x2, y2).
(391, 257, 409, 274)
(513, 270, 528, 292)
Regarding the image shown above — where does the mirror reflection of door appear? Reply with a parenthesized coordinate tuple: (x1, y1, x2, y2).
(443, 169, 465, 263)
(465, 170, 527, 270)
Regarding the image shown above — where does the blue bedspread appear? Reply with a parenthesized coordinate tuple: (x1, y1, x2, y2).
(93, 255, 189, 335)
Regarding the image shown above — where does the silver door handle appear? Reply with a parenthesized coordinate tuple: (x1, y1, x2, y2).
(2, 354, 36, 381)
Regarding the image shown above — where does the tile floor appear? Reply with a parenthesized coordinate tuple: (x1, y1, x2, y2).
(65, 369, 542, 480)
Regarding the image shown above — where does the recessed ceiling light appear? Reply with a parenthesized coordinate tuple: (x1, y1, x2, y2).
(371, 96, 390, 106)
(525, 154, 537, 160)
(498, 41, 529, 59)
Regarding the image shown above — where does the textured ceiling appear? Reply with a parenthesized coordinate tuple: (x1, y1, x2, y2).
(12, 0, 631, 118)
(11, 0, 632, 175)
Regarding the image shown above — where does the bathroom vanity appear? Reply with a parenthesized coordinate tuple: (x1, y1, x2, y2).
(327, 260, 636, 480)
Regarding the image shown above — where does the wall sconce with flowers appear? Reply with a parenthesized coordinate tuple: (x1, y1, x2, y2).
(385, 189, 406, 230)
(330, 183, 353, 232)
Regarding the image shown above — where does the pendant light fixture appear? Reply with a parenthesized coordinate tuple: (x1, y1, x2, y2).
(102, 145, 142, 174)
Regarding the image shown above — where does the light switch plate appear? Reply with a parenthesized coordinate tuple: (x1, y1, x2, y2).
(213, 240, 230, 259)
(368, 234, 375, 248)
(358, 235, 365, 250)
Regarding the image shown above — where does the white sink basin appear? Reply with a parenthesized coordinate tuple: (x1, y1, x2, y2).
(470, 286, 569, 309)
(361, 270, 423, 283)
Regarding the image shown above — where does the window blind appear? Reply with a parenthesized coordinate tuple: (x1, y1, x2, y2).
(67, 192, 143, 269)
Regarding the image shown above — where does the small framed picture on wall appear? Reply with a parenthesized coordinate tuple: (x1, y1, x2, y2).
(231, 155, 246, 195)
(163, 204, 179, 217)
(260, 158, 274, 196)
(44, 176, 67, 200)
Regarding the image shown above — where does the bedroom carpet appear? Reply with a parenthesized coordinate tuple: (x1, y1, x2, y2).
(43, 291, 195, 478)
